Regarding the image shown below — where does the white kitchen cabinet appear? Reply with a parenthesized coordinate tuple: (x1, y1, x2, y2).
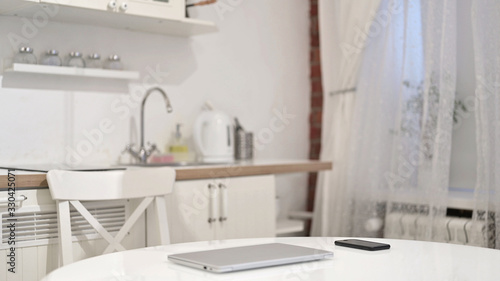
(0, 0, 37, 13)
(216, 176, 276, 240)
(0, 0, 216, 37)
(40, 0, 185, 20)
(120, 0, 184, 20)
(38, 0, 112, 12)
(162, 175, 276, 244)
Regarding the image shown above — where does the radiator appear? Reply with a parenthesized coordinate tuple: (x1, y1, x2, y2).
(0, 189, 145, 281)
(384, 212, 488, 247)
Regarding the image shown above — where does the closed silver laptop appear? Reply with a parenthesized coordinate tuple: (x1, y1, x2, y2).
(168, 243, 333, 273)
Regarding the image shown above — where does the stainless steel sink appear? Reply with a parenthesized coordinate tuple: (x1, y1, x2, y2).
(120, 162, 199, 167)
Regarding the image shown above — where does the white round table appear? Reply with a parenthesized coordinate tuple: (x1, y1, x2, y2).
(42, 237, 500, 281)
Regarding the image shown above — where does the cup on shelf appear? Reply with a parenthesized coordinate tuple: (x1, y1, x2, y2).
(66, 52, 86, 68)
(86, 53, 102, 68)
(40, 49, 62, 66)
(104, 55, 123, 70)
(13, 47, 37, 64)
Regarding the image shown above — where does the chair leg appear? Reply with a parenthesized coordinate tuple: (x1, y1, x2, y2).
(155, 196, 170, 245)
(57, 200, 73, 266)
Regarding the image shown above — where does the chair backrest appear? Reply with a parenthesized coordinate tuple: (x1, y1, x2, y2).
(46, 167, 176, 266)
(47, 167, 175, 201)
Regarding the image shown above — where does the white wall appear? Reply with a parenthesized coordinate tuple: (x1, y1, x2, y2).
(0, 1, 310, 217)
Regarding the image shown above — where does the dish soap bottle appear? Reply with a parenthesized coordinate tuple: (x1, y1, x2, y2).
(168, 124, 190, 161)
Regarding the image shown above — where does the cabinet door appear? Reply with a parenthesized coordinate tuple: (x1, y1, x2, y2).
(0, 0, 39, 13)
(215, 175, 276, 240)
(40, 0, 111, 11)
(121, 0, 184, 20)
(40, 0, 184, 20)
(165, 179, 217, 243)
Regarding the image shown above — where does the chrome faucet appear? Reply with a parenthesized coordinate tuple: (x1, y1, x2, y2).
(124, 87, 173, 163)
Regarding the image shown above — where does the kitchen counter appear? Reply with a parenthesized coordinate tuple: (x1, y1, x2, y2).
(0, 160, 332, 189)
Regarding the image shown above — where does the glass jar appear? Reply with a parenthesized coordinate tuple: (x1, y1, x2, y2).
(13, 47, 37, 64)
(66, 52, 86, 68)
(104, 55, 123, 70)
(86, 53, 102, 69)
(40, 50, 62, 66)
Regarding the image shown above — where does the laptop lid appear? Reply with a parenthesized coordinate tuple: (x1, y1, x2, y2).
(168, 243, 333, 273)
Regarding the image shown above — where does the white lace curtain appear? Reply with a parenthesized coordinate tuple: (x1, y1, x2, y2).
(347, 0, 457, 239)
(314, 0, 500, 249)
(313, 0, 457, 240)
(471, 0, 500, 249)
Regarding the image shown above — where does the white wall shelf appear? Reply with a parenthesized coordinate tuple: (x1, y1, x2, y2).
(5, 63, 140, 80)
(1, 63, 137, 93)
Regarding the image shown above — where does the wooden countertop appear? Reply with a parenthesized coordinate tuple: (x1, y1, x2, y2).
(0, 160, 332, 189)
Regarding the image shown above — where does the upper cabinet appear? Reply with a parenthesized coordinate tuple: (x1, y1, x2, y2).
(0, 0, 217, 37)
(39, 0, 184, 20)
(0, 0, 38, 12)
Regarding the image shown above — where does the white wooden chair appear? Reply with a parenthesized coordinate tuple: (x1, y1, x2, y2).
(46, 167, 176, 266)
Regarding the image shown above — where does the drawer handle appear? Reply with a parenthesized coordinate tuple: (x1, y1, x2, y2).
(219, 183, 228, 222)
(208, 184, 217, 224)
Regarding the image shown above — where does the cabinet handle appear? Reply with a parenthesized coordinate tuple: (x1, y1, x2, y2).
(219, 183, 228, 222)
(208, 184, 217, 223)
(108, 1, 117, 9)
(120, 2, 128, 11)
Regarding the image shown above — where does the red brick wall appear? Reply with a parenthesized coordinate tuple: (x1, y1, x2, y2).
(307, 0, 323, 233)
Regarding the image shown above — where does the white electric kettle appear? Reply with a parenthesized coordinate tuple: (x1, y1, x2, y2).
(193, 105, 234, 163)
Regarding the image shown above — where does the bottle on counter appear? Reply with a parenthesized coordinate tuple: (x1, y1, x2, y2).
(168, 123, 194, 162)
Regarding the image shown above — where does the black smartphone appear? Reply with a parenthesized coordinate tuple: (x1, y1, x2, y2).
(334, 239, 390, 251)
